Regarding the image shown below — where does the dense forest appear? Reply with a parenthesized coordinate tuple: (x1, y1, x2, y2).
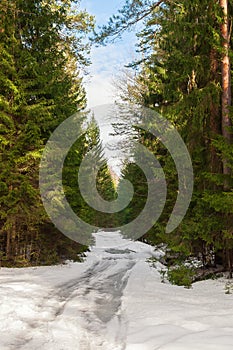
(96, 0, 233, 278)
(0, 0, 116, 266)
(1, 0, 233, 283)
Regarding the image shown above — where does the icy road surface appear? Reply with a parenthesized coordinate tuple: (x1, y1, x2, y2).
(1, 231, 233, 349)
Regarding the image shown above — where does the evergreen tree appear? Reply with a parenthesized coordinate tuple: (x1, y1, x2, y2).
(0, 0, 95, 266)
(63, 117, 117, 230)
(96, 0, 233, 275)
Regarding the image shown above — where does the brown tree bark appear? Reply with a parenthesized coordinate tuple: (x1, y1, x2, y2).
(220, 0, 232, 277)
(209, 48, 222, 176)
(220, 0, 232, 176)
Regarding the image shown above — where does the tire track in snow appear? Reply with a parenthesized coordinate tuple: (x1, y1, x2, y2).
(9, 248, 137, 350)
(53, 253, 136, 349)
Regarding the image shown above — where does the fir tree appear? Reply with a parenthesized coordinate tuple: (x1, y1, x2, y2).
(95, 0, 233, 276)
(0, 0, 94, 266)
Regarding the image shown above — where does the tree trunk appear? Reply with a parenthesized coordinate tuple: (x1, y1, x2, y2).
(209, 48, 222, 177)
(226, 248, 233, 278)
(6, 185, 17, 263)
(220, 0, 232, 182)
(220, 0, 233, 278)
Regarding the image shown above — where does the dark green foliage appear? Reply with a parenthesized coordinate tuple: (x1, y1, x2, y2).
(63, 118, 117, 229)
(0, 0, 115, 267)
(117, 163, 148, 227)
(96, 0, 233, 279)
(167, 265, 195, 289)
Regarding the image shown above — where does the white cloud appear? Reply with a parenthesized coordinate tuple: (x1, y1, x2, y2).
(85, 72, 114, 107)
(84, 36, 137, 107)
(79, 2, 139, 170)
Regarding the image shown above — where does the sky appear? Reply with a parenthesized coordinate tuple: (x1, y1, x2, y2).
(80, 0, 138, 107)
(80, 0, 139, 173)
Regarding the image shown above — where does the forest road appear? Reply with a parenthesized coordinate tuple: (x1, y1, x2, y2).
(3, 232, 154, 350)
(52, 248, 137, 350)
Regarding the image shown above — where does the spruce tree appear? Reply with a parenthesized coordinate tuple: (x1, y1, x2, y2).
(95, 0, 233, 275)
(0, 0, 94, 266)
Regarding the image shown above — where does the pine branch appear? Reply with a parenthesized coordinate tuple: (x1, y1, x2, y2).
(93, 0, 166, 45)
(122, 0, 165, 29)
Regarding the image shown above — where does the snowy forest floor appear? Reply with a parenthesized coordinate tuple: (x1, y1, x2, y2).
(1, 231, 233, 350)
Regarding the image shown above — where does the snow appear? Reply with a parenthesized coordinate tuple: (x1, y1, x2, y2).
(0, 231, 233, 349)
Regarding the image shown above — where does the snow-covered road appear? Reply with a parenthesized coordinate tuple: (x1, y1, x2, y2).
(1, 232, 233, 350)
